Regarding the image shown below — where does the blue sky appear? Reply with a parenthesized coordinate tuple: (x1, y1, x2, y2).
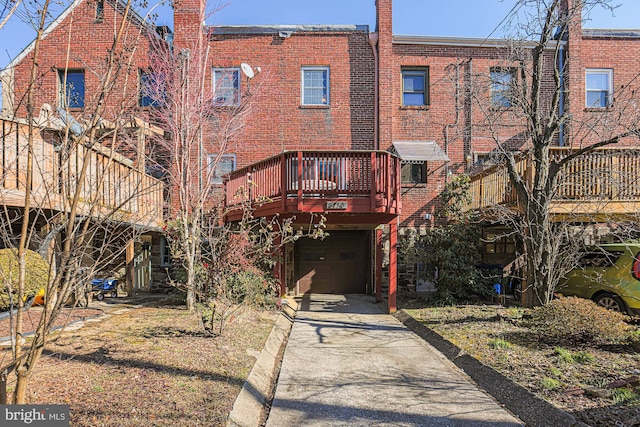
(1, 0, 639, 68)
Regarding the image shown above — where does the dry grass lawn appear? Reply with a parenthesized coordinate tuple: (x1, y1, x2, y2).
(1, 300, 277, 426)
(404, 303, 640, 427)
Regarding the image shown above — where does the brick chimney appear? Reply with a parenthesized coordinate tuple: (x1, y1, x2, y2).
(173, 0, 206, 50)
(376, 0, 393, 150)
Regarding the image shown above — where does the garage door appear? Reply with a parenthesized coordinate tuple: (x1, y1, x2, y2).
(296, 231, 368, 294)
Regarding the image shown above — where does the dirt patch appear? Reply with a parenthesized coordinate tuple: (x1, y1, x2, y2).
(403, 303, 640, 427)
(1, 303, 277, 426)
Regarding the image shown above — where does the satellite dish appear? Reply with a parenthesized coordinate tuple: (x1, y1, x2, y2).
(241, 63, 255, 79)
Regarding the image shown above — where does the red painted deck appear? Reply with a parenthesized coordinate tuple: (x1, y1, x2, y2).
(224, 151, 401, 222)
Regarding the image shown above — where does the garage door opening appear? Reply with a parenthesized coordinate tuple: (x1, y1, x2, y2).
(294, 230, 370, 295)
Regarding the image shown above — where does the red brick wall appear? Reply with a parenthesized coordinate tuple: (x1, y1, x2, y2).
(10, 0, 155, 121)
(190, 29, 376, 170)
(376, 0, 534, 227)
(566, 35, 640, 147)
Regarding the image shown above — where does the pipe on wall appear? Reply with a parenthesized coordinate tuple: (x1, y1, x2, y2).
(369, 32, 379, 150)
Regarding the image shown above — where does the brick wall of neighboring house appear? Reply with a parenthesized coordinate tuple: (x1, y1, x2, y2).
(8, 0, 156, 122)
(376, 0, 540, 228)
(566, 37, 640, 146)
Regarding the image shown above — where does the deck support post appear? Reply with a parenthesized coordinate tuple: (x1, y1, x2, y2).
(375, 227, 383, 303)
(273, 233, 285, 296)
(388, 220, 397, 313)
(126, 239, 135, 297)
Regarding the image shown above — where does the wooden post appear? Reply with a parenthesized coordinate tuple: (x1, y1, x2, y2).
(388, 221, 397, 313)
(273, 233, 285, 296)
(126, 239, 135, 297)
(375, 228, 383, 303)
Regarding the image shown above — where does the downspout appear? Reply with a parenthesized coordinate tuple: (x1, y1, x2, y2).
(443, 61, 462, 182)
(558, 43, 565, 147)
(369, 32, 379, 150)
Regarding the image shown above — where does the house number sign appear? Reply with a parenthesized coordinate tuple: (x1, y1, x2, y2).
(326, 201, 348, 210)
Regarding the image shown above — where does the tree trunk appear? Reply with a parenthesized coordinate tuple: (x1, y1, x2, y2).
(13, 368, 28, 404)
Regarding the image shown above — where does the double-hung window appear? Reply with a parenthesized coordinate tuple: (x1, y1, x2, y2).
(490, 68, 515, 108)
(59, 69, 85, 109)
(586, 69, 613, 108)
(209, 154, 236, 184)
(301, 67, 329, 105)
(401, 68, 428, 107)
(213, 68, 240, 106)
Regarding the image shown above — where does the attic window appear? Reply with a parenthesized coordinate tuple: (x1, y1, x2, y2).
(95, 0, 104, 22)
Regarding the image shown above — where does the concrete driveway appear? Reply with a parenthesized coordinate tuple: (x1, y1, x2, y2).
(265, 294, 523, 427)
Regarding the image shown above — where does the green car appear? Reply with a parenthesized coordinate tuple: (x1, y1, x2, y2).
(558, 243, 640, 315)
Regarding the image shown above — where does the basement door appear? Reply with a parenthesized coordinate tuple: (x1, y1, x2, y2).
(295, 230, 368, 294)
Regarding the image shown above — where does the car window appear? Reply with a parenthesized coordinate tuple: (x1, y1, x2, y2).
(578, 251, 623, 268)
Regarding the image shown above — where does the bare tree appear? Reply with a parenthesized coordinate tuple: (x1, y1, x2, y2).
(0, 0, 164, 403)
(466, 0, 640, 306)
(145, 3, 264, 311)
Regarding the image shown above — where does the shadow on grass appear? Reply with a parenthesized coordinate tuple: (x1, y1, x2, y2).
(141, 325, 215, 338)
(42, 346, 245, 386)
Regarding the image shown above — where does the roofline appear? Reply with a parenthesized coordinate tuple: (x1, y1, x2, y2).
(583, 28, 640, 38)
(393, 34, 564, 49)
(208, 24, 369, 35)
(4, 0, 83, 70)
(3, 0, 157, 71)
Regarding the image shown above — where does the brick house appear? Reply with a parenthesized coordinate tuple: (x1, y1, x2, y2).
(4, 0, 640, 311)
(0, 0, 168, 293)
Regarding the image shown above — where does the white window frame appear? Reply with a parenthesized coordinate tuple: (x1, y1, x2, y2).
(401, 68, 429, 107)
(301, 66, 330, 106)
(490, 68, 515, 108)
(209, 154, 236, 184)
(585, 68, 613, 108)
(212, 68, 241, 106)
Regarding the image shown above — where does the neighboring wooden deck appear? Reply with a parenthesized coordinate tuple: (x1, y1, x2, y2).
(0, 119, 163, 229)
(225, 151, 401, 223)
(467, 147, 640, 221)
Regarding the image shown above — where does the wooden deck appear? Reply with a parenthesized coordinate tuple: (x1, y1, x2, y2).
(467, 147, 640, 221)
(0, 119, 163, 228)
(225, 151, 401, 223)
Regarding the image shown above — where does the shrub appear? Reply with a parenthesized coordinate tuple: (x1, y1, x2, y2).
(0, 248, 50, 311)
(528, 296, 633, 345)
(221, 270, 277, 309)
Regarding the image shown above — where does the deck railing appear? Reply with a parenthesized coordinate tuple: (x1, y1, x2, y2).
(225, 150, 400, 214)
(0, 119, 164, 228)
(467, 147, 640, 216)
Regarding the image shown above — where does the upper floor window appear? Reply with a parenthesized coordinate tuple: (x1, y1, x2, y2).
(139, 69, 164, 108)
(95, 0, 104, 21)
(301, 67, 329, 105)
(58, 69, 85, 109)
(401, 68, 428, 107)
(490, 68, 516, 108)
(209, 154, 236, 184)
(401, 162, 426, 184)
(213, 68, 240, 106)
(586, 69, 612, 108)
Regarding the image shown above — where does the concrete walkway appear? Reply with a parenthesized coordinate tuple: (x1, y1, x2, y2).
(265, 294, 523, 427)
